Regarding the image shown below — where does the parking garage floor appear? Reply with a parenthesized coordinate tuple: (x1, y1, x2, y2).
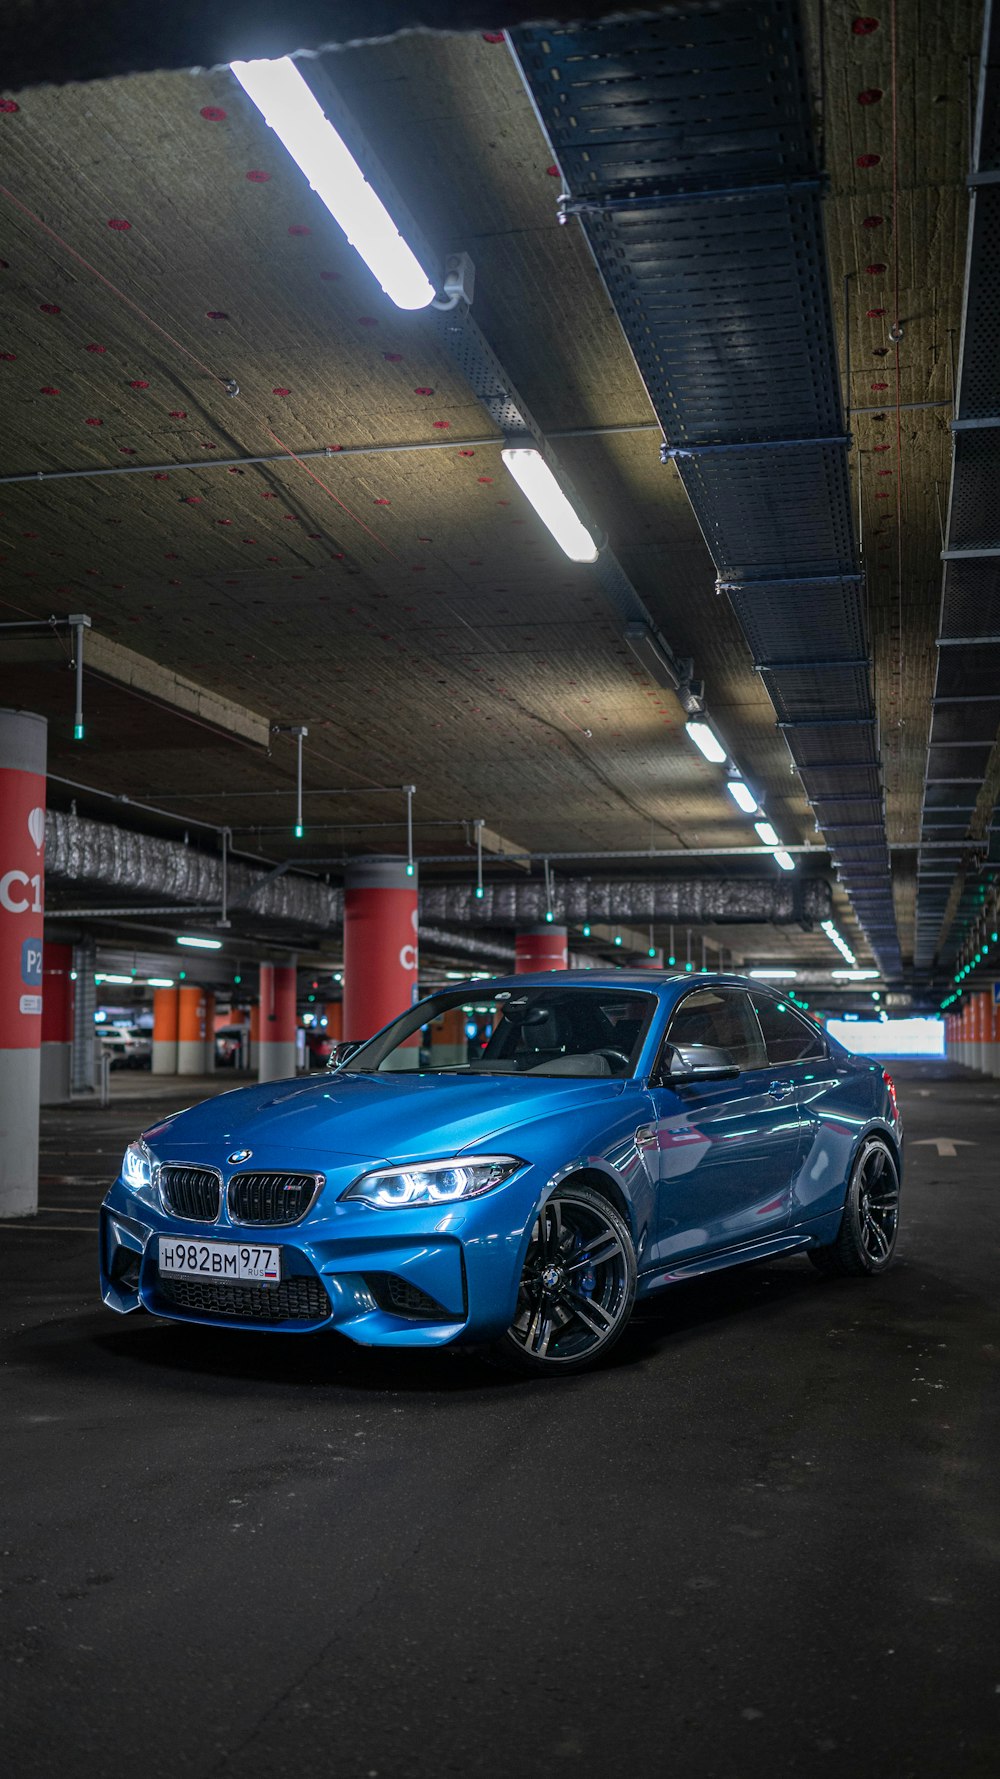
(2, 1062, 998, 1779)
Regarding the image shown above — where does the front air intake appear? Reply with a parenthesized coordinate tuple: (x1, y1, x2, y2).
(159, 1165, 222, 1222)
(227, 1171, 323, 1226)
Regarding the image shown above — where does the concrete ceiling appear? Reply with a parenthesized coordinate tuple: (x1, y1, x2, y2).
(0, 2, 988, 993)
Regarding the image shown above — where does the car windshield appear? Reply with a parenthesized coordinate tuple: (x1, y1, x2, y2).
(339, 986, 658, 1078)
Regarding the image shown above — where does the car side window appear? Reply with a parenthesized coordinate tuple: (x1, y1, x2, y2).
(750, 993, 826, 1065)
(662, 988, 765, 1071)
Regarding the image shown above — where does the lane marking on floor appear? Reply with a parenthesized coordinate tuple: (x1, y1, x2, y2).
(911, 1137, 976, 1157)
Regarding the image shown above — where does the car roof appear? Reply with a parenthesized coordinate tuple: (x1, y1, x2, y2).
(440, 970, 785, 999)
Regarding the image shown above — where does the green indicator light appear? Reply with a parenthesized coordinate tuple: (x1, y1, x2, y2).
(406, 863, 415, 877)
(668, 955, 676, 966)
(234, 974, 242, 985)
(613, 934, 622, 946)
(582, 924, 591, 938)
(307, 994, 315, 1003)
(648, 947, 656, 958)
(294, 823, 304, 839)
(685, 962, 693, 972)
(545, 910, 554, 924)
(73, 722, 84, 741)
(475, 886, 484, 900)
(179, 969, 186, 980)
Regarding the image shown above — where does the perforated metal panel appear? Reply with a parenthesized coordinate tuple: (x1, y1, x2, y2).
(511, 1, 899, 975)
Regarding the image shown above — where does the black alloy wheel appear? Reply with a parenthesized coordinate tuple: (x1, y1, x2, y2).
(809, 1135, 901, 1277)
(498, 1182, 637, 1374)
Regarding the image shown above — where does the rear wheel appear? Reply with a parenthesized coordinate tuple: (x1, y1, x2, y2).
(497, 1183, 637, 1375)
(809, 1136, 900, 1277)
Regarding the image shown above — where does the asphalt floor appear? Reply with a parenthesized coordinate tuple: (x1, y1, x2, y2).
(1, 1058, 998, 1778)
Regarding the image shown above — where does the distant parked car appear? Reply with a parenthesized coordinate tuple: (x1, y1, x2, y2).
(100, 972, 903, 1374)
(100, 1024, 152, 1070)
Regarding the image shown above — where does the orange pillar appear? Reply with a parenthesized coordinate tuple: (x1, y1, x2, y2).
(177, 985, 207, 1075)
(259, 962, 297, 1081)
(40, 940, 74, 1104)
(324, 1001, 343, 1041)
(431, 1006, 468, 1068)
(203, 989, 216, 1073)
(343, 857, 418, 1041)
(152, 985, 179, 1075)
(249, 1002, 260, 1074)
(515, 925, 568, 973)
(988, 991, 1000, 1079)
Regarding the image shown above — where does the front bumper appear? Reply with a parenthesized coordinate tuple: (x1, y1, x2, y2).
(100, 1166, 541, 1347)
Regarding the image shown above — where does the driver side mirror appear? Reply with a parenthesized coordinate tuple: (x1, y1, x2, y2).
(658, 1043, 740, 1085)
(326, 1040, 361, 1070)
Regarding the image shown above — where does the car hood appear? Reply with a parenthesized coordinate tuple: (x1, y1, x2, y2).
(143, 1070, 630, 1165)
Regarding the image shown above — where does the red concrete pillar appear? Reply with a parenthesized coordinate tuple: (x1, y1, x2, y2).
(515, 924, 568, 973)
(259, 961, 297, 1081)
(152, 985, 179, 1075)
(343, 857, 418, 1042)
(40, 940, 74, 1105)
(988, 991, 1000, 1079)
(0, 708, 47, 1217)
(249, 1002, 261, 1074)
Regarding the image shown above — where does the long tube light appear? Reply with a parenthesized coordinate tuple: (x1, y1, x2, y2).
(500, 449, 599, 562)
(831, 968, 880, 980)
(749, 968, 797, 980)
(726, 778, 758, 815)
(230, 58, 436, 311)
(773, 850, 796, 872)
(176, 935, 223, 951)
(820, 918, 856, 965)
(685, 719, 727, 764)
(754, 819, 780, 847)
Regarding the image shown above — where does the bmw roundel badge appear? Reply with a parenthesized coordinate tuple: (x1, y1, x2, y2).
(227, 1149, 253, 1164)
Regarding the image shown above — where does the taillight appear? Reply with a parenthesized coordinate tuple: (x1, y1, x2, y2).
(882, 1069, 898, 1119)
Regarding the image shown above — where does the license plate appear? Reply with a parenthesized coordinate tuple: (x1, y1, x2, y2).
(158, 1237, 281, 1284)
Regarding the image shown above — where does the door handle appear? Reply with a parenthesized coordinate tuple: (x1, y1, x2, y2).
(767, 1080, 794, 1100)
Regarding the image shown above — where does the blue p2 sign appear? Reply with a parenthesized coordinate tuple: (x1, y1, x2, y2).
(21, 939, 42, 987)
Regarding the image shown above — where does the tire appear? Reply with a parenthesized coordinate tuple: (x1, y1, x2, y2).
(496, 1182, 637, 1375)
(809, 1136, 900, 1277)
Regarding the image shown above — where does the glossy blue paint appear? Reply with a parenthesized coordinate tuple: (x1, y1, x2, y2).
(99, 972, 902, 1349)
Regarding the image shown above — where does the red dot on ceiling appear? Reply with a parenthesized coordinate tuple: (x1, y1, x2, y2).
(216, 518, 233, 526)
(374, 498, 391, 506)
(288, 224, 311, 236)
(382, 352, 403, 363)
(852, 16, 880, 33)
(432, 419, 451, 429)
(85, 417, 103, 426)
(877, 468, 892, 476)
(858, 88, 883, 105)
(39, 385, 60, 394)
(856, 153, 881, 168)
(182, 495, 202, 505)
(414, 386, 434, 395)
(272, 387, 291, 396)
(865, 263, 887, 275)
(866, 307, 887, 317)
(417, 536, 432, 542)
(873, 443, 891, 452)
(497, 499, 510, 506)
(205, 311, 229, 320)
(129, 379, 150, 389)
(153, 472, 170, 481)
(168, 409, 187, 419)
(482, 31, 505, 42)
(545, 164, 560, 177)
(0, 351, 15, 361)
(477, 476, 494, 484)
(200, 105, 227, 120)
(119, 446, 137, 454)
(0, 100, 20, 113)
(107, 218, 132, 231)
(326, 444, 343, 452)
(875, 492, 890, 499)
(308, 533, 321, 540)
(84, 342, 106, 353)
(246, 169, 270, 182)
(862, 214, 884, 228)
(458, 449, 476, 457)
(261, 491, 277, 498)
(39, 303, 61, 314)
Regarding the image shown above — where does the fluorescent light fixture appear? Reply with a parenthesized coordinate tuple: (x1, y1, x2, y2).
(749, 968, 798, 980)
(754, 819, 780, 847)
(772, 850, 796, 872)
(726, 779, 758, 815)
(685, 719, 727, 765)
(96, 973, 133, 985)
(500, 448, 598, 563)
(176, 935, 223, 951)
(148, 977, 175, 988)
(831, 968, 880, 980)
(820, 918, 856, 965)
(230, 57, 435, 311)
(445, 970, 470, 980)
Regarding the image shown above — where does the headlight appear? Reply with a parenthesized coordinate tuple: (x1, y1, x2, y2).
(344, 1155, 524, 1209)
(121, 1140, 153, 1195)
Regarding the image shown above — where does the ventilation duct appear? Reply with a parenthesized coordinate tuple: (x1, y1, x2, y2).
(419, 878, 831, 927)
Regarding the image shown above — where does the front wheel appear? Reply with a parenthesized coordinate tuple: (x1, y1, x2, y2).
(809, 1136, 900, 1277)
(496, 1183, 637, 1375)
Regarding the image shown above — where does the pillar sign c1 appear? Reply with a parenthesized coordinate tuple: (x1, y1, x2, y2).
(0, 775, 46, 1035)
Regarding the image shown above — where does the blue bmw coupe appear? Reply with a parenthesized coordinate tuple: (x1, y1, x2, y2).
(100, 972, 903, 1373)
